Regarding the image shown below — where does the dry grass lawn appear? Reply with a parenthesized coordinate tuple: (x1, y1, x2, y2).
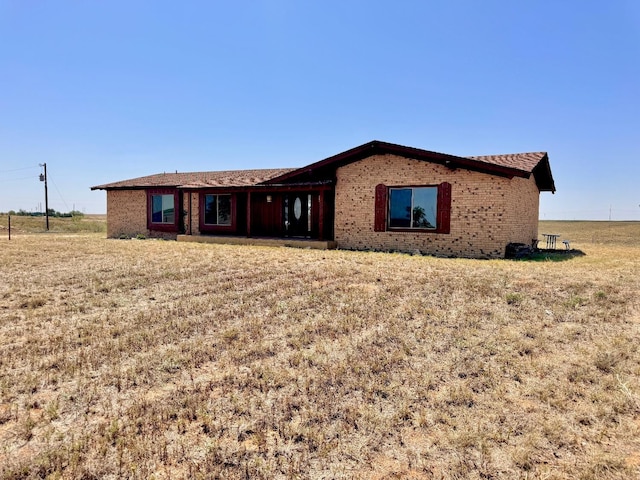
(0, 214, 106, 235)
(1, 221, 639, 479)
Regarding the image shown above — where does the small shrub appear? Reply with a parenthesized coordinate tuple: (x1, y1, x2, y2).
(594, 352, 618, 373)
(20, 297, 47, 309)
(20, 414, 36, 441)
(506, 293, 523, 305)
(566, 295, 588, 309)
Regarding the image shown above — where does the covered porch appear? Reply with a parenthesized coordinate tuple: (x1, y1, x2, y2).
(183, 182, 335, 241)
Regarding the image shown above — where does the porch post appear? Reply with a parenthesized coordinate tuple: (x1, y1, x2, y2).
(246, 192, 251, 237)
(187, 192, 192, 235)
(318, 190, 324, 241)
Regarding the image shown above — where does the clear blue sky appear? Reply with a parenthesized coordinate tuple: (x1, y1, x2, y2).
(1, 1, 639, 219)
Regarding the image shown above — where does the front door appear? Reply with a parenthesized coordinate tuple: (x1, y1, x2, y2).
(285, 193, 311, 237)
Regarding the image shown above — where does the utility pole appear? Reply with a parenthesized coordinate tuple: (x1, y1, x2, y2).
(39, 163, 49, 230)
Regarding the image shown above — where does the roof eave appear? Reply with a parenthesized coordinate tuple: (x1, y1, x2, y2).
(532, 153, 556, 193)
(90, 185, 181, 191)
(264, 140, 532, 184)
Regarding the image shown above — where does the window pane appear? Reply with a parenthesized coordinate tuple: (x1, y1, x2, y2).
(308, 194, 312, 232)
(204, 194, 217, 225)
(162, 195, 175, 223)
(151, 194, 175, 224)
(293, 197, 302, 220)
(283, 197, 289, 231)
(389, 189, 411, 228)
(412, 187, 437, 229)
(152, 195, 163, 223)
(150, 194, 176, 224)
(217, 195, 231, 225)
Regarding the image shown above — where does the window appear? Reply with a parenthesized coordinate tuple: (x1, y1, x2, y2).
(374, 182, 451, 234)
(204, 194, 232, 225)
(148, 190, 179, 232)
(199, 193, 236, 233)
(389, 187, 437, 229)
(151, 194, 175, 224)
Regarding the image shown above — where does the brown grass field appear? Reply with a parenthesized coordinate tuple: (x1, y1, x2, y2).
(0, 214, 106, 235)
(1, 219, 639, 479)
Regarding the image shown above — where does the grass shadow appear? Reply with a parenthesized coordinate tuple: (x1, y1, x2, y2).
(518, 249, 586, 262)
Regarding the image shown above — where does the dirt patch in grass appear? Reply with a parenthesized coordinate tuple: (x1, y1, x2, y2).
(1, 226, 639, 478)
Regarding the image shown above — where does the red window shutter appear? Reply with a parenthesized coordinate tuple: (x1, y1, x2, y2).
(374, 184, 387, 232)
(437, 182, 451, 234)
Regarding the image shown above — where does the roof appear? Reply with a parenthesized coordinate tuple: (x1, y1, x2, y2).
(468, 151, 555, 192)
(467, 152, 547, 172)
(91, 141, 555, 193)
(265, 141, 555, 192)
(91, 168, 296, 190)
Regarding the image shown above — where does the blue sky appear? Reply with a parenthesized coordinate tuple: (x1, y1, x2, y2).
(1, 1, 639, 219)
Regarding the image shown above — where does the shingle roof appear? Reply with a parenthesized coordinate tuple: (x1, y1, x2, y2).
(467, 152, 547, 172)
(264, 141, 555, 192)
(91, 168, 297, 190)
(91, 141, 555, 193)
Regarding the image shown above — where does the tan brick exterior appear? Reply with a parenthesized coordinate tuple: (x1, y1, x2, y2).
(106, 190, 147, 238)
(106, 190, 176, 239)
(104, 153, 543, 257)
(334, 154, 540, 258)
(183, 192, 200, 235)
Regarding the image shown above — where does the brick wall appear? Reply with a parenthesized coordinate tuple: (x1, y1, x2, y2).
(183, 191, 200, 235)
(106, 190, 176, 239)
(334, 154, 540, 258)
(106, 190, 147, 238)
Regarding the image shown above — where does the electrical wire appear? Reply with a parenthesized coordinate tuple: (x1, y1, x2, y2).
(47, 172, 71, 212)
(0, 175, 40, 183)
(0, 165, 40, 173)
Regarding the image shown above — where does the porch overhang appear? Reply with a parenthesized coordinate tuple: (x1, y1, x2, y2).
(179, 180, 334, 192)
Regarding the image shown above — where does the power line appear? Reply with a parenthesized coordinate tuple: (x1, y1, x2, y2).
(47, 171, 71, 212)
(0, 165, 40, 173)
(0, 175, 40, 183)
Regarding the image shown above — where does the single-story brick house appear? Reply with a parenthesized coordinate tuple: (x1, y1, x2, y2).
(91, 140, 555, 258)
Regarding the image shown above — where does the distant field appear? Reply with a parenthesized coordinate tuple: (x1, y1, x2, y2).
(0, 223, 639, 478)
(1, 216, 637, 246)
(539, 220, 640, 247)
(0, 214, 106, 234)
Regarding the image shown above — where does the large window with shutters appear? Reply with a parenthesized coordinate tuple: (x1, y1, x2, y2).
(375, 182, 451, 234)
(389, 187, 437, 229)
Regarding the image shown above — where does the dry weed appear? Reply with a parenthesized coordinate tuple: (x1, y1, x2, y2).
(0, 222, 639, 478)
